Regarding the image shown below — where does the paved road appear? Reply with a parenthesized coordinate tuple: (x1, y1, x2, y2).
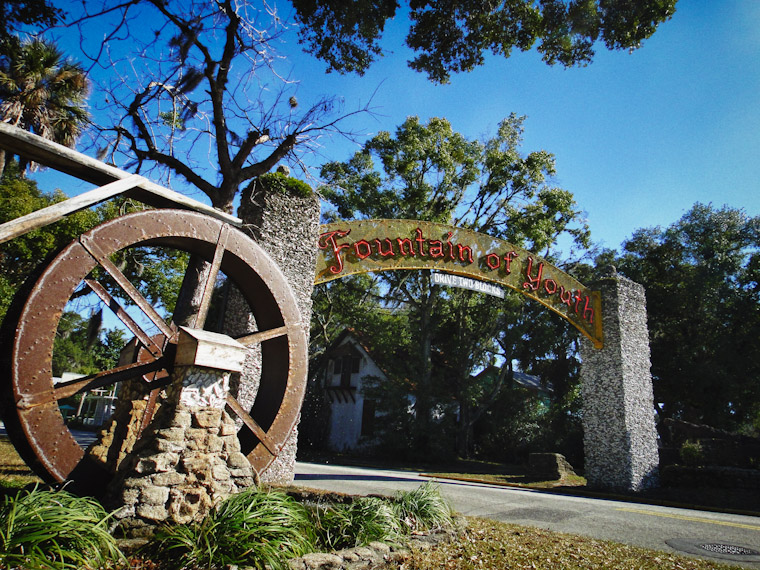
(295, 462, 760, 568)
(0, 422, 99, 447)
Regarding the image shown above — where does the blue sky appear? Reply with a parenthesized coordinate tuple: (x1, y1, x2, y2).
(36, 0, 760, 253)
(282, 0, 760, 251)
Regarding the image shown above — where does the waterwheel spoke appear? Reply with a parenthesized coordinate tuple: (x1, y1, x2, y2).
(137, 387, 162, 439)
(79, 234, 174, 338)
(194, 224, 229, 329)
(16, 359, 169, 410)
(225, 394, 278, 456)
(84, 278, 164, 358)
(236, 325, 289, 347)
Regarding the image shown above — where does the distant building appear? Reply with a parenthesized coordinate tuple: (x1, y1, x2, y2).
(54, 372, 118, 427)
(471, 365, 553, 406)
(316, 330, 549, 452)
(319, 329, 388, 452)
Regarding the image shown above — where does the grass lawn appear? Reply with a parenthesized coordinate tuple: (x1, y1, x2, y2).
(405, 517, 744, 570)
(0, 435, 42, 493)
(422, 470, 587, 489)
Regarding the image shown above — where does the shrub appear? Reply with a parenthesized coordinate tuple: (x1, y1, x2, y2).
(312, 496, 402, 550)
(679, 440, 704, 467)
(0, 486, 124, 570)
(146, 488, 316, 570)
(393, 482, 454, 532)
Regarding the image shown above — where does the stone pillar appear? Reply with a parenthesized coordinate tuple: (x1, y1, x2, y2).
(579, 268, 659, 492)
(108, 329, 256, 536)
(226, 172, 319, 484)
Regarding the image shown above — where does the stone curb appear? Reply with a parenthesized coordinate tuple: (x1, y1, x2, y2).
(116, 516, 465, 570)
(286, 520, 464, 570)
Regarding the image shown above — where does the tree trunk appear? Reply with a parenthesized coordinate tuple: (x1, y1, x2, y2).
(456, 400, 473, 458)
(414, 273, 435, 452)
(172, 255, 213, 328)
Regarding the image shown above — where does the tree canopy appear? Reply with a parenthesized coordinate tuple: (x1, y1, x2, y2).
(609, 203, 760, 433)
(314, 115, 589, 458)
(292, 0, 678, 83)
(0, 163, 99, 321)
(0, 0, 62, 45)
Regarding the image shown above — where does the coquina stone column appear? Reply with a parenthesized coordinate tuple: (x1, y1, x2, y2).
(225, 170, 319, 484)
(579, 267, 659, 491)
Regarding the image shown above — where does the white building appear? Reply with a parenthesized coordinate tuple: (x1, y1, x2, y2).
(321, 329, 388, 452)
(318, 331, 550, 452)
(54, 372, 118, 427)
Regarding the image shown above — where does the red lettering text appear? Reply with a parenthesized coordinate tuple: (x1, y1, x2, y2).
(523, 256, 543, 291)
(354, 239, 373, 260)
(318, 229, 351, 274)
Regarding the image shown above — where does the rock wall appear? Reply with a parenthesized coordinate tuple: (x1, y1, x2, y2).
(109, 405, 255, 537)
(226, 173, 319, 484)
(580, 267, 659, 492)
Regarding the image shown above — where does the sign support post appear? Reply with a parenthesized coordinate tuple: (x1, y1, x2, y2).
(580, 267, 659, 491)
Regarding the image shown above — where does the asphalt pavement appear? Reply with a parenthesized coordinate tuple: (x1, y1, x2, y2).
(295, 461, 760, 568)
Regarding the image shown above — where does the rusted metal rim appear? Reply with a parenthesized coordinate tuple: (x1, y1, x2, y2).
(0, 209, 307, 485)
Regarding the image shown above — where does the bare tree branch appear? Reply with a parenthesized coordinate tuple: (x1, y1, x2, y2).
(60, 0, 372, 212)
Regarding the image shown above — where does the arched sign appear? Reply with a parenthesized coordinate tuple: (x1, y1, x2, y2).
(315, 219, 603, 349)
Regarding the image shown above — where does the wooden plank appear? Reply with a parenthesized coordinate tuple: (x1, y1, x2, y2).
(237, 325, 289, 347)
(225, 394, 279, 455)
(0, 122, 241, 228)
(0, 175, 141, 245)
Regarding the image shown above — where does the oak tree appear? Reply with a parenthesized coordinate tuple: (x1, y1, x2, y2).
(612, 203, 760, 432)
(317, 115, 589, 456)
(293, 0, 678, 83)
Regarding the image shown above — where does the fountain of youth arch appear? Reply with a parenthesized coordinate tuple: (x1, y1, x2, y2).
(315, 219, 660, 492)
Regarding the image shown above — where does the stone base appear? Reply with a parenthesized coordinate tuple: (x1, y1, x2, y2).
(260, 423, 299, 485)
(108, 405, 255, 536)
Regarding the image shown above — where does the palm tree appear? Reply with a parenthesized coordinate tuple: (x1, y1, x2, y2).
(0, 37, 89, 176)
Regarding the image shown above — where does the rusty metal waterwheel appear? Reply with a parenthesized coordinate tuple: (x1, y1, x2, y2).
(0, 208, 307, 493)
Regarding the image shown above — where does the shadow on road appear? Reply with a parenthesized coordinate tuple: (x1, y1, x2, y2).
(295, 473, 422, 484)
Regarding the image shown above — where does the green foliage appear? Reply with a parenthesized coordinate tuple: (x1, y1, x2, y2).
(312, 496, 402, 550)
(311, 484, 453, 549)
(257, 172, 313, 198)
(0, 37, 89, 173)
(611, 203, 760, 431)
(320, 114, 588, 250)
(0, 486, 124, 570)
(146, 488, 316, 570)
(315, 115, 588, 460)
(0, 1, 63, 45)
(0, 165, 99, 322)
(52, 312, 126, 376)
(392, 482, 454, 533)
(679, 440, 704, 467)
(293, 0, 677, 83)
(0, 168, 184, 377)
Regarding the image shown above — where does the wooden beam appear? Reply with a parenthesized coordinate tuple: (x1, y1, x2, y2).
(0, 122, 241, 230)
(0, 175, 141, 245)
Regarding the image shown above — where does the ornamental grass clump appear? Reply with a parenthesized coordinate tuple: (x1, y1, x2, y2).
(0, 486, 124, 570)
(393, 482, 454, 533)
(312, 496, 402, 551)
(146, 487, 316, 570)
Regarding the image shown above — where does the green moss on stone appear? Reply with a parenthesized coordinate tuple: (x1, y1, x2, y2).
(257, 172, 313, 198)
